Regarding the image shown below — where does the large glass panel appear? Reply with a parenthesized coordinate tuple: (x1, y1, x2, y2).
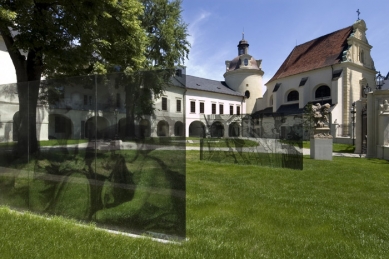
(0, 71, 186, 240)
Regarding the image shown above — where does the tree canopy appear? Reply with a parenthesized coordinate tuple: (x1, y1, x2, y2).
(0, 0, 190, 155)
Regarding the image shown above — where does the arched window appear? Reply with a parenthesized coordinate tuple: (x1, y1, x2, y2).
(287, 90, 299, 102)
(359, 49, 365, 64)
(245, 90, 250, 99)
(315, 85, 331, 99)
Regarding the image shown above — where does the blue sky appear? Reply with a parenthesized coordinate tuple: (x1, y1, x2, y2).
(181, 0, 389, 89)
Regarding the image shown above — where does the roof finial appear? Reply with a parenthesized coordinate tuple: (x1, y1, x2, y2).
(357, 9, 360, 20)
(242, 28, 244, 40)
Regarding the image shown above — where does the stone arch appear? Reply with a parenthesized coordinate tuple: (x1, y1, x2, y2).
(85, 116, 109, 140)
(139, 119, 151, 138)
(286, 90, 299, 102)
(211, 121, 224, 138)
(314, 85, 331, 99)
(12, 111, 20, 141)
(229, 122, 240, 137)
(49, 114, 73, 139)
(157, 120, 169, 137)
(189, 121, 205, 137)
(174, 121, 185, 137)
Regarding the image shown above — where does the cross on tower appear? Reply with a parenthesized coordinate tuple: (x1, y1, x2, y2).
(357, 9, 360, 20)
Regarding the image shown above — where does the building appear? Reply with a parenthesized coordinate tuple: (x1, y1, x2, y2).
(0, 19, 384, 143)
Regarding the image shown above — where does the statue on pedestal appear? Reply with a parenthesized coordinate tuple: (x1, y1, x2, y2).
(311, 103, 332, 138)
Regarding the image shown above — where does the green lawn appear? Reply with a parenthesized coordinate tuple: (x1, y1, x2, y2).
(301, 141, 356, 153)
(1, 152, 389, 258)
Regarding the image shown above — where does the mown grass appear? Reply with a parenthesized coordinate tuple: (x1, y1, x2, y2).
(1, 152, 389, 258)
(0, 139, 89, 148)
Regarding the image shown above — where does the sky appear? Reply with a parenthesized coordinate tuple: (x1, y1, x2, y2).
(181, 0, 389, 91)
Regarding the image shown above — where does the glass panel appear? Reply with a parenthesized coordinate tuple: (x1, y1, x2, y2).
(0, 71, 186, 240)
(200, 113, 303, 170)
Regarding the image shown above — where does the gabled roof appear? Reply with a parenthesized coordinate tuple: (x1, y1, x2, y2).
(185, 75, 244, 97)
(267, 25, 353, 84)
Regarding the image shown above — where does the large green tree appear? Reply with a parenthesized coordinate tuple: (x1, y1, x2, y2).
(0, 0, 189, 155)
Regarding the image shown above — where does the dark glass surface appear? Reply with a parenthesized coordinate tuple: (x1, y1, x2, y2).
(0, 71, 186, 240)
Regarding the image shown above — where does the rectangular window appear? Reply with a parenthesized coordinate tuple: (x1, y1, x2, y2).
(219, 104, 224, 114)
(89, 96, 92, 106)
(230, 105, 234, 115)
(190, 101, 196, 113)
(176, 99, 181, 112)
(212, 103, 216, 114)
(84, 95, 88, 105)
(162, 97, 167, 111)
(200, 102, 204, 114)
(237, 106, 240, 115)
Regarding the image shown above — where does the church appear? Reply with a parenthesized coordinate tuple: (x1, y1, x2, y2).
(0, 19, 385, 144)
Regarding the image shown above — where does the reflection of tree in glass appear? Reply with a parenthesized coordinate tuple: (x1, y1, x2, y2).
(33, 140, 185, 236)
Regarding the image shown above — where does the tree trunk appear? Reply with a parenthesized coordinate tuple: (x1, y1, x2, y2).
(13, 50, 43, 159)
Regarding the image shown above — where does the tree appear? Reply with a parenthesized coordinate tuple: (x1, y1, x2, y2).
(0, 0, 189, 156)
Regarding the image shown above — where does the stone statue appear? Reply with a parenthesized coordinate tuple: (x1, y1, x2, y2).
(312, 103, 331, 128)
(310, 103, 332, 139)
(380, 100, 389, 114)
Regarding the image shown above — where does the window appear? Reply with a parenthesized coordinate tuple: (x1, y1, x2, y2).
(84, 95, 88, 105)
(200, 102, 204, 114)
(244, 58, 248, 66)
(230, 105, 234, 115)
(190, 101, 196, 113)
(287, 90, 299, 102)
(176, 99, 181, 112)
(359, 49, 365, 64)
(219, 104, 224, 114)
(315, 85, 331, 99)
(162, 97, 167, 111)
(237, 106, 240, 115)
(212, 103, 216, 114)
(245, 90, 250, 99)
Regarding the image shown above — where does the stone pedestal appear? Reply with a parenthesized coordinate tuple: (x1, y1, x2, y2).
(310, 128, 333, 160)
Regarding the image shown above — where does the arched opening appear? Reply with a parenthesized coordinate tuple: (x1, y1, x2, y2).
(174, 121, 184, 137)
(189, 121, 205, 138)
(12, 111, 20, 141)
(315, 85, 331, 99)
(287, 90, 299, 102)
(229, 122, 240, 137)
(139, 119, 151, 138)
(49, 114, 73, 139)
(211, 121, 224, 138)
(85, 116, 109, 140)
(157, 120, 169, 137)
(245, 90, 250, 99)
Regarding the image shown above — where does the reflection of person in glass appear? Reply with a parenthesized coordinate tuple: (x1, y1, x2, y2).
(33, 139, 184, 236)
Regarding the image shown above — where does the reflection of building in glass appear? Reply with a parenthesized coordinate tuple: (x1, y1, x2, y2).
(0, 19, 380, 143)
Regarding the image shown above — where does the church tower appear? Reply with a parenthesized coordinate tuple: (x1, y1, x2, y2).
(224, 35, 264, 113)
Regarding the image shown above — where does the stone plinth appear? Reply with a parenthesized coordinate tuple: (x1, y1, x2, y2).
(310, 128, 333, 160)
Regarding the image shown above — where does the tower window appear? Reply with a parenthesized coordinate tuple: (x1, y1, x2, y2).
(244, 59, 248, 66)
(245, 90, 250, 99)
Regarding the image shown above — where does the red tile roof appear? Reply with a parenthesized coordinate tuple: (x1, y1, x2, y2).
(267, 26, 353, 84)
